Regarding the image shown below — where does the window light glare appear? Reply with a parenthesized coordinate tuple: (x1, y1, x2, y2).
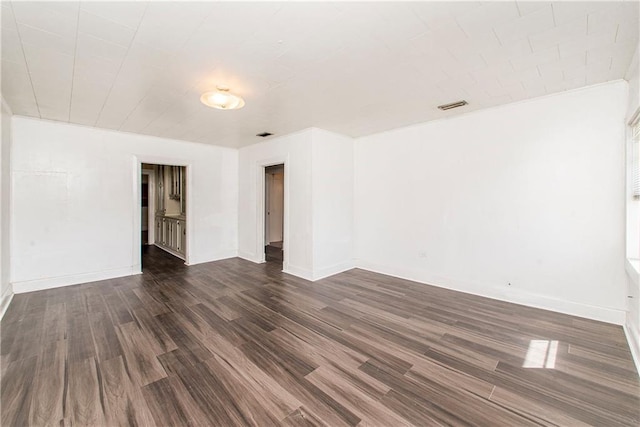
(523, 340, 559, 369)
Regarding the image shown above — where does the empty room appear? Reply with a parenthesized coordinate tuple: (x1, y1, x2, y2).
(1, 0, 639, 425)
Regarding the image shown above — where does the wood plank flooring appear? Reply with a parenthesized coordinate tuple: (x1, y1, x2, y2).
(1, 246, 639, 426)
(265, 242, 283, 263)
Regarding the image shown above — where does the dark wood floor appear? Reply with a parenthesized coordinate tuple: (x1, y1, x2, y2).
(265, 241, 283, 263)
(1, 246, 639, 426)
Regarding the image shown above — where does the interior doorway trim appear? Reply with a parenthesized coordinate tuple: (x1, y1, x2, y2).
(256, 156, 289, 270)
(141, 168, 155, 245)
(133, 156, 192, 273)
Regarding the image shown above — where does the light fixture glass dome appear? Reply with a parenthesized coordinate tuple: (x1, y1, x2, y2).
(200, 86, 245, 110)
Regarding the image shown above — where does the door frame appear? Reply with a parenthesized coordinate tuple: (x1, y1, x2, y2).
(141, 168, 155, 245)
(265, 166, 285, 246)
(256, 157, 288, 268)
(265, 172, 271, 244)
(133, 156, 192, 272)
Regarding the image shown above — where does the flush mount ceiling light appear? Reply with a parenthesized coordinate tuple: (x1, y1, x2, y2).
(200, 86, 245, 110)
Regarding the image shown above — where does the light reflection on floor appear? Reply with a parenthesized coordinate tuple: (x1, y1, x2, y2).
(523, 339, 559, 368)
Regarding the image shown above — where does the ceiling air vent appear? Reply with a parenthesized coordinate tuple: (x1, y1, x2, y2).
(437, 100, 468, 110)
(256, 132, 273, 137)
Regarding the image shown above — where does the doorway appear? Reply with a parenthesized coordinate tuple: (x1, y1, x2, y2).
(141, 163, 187, 267)
(265, 164, 284, 264)
(141, 172, 150, 245)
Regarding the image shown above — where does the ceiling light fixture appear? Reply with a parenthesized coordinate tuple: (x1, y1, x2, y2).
(200, 86, 245, 110)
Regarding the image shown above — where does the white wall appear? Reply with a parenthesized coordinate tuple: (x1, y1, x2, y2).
(624, 44, 640, 372)
(238, 129, 314, 278)
(11, 117, 238, 292)
(311, 128, 355, 279)
(1, 98, 13, 317)
(626, 46, 639, 124)
(355, 81, 628, 324)
(625, 47, 640, 261)
(238, 128, 355, 280)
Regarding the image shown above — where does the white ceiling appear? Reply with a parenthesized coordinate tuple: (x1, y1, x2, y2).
(1, 1, 638, 148)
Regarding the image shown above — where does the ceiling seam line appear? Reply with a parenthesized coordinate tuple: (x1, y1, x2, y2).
(92, 1, 150, 128)
(68, 6, 81, 122)
(10, 1, 42, 118)
(117, 5, 219, 133)
(132, 5, 241, 136)
(137, 63, 228, 135)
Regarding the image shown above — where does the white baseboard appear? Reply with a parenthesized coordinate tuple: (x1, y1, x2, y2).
(154, 243, 186, 261)
(356, 260, 626, 325)
(282, 264, 314, 281)
(0, 287, 14, 320)
(312, 260, 355, 281)
(187, 250, 239, 266)
(282, 261, 355, 282)
(239, 247, 352, 282)
(238, 251, 264, 264)
(624, 322, 640, 376)
(12, 266, 139, 293)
